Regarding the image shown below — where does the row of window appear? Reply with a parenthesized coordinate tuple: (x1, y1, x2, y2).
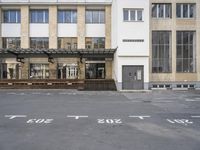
(2, 37, 105, 49)
(3, 9, 105, 24)
(152, 31, 196, 73)
(152, 3, 196, 19)
(0, 63, 105, 79)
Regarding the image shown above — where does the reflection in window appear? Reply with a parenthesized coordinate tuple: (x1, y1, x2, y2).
(30, 10, 49, 23)
(0, 63, 20, 79)
(152, 31, 172, 73)
(176, 31, 196, 73)
(123, 9, 143, 21)
(85, 37, 105, 49)
(176, 4, 196, 18)
(3, 38, 21, 49)
(58, 38, 77, 49)
(30, 38, 49, 49)
(30, 64, 49, 79)
(57, 64, 78, 79)
(152, 4, 172, 18)
(3, 10, 20, 23)
(86, 10, 105, 23)
(58, 10, 77, 23)
(85, 63, 105, 79)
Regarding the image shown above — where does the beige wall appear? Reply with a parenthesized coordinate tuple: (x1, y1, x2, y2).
(150, 0, 200, 82)
(105, 5, 111, 49)
(77, 5, 86, 49)
(0, 7, 2, 48)
(49, 6, 57, 49)
(21, 6, 29, 48)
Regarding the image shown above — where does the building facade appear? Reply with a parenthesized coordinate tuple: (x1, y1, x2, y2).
(0, 0, 200, 90)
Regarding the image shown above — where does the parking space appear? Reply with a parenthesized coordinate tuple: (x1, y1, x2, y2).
(0, 90, 200, 150)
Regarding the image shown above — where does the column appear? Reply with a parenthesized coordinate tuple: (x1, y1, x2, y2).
(105, 5, 111, 49)
(105, 58, 112, 79)
(49, 6, 57, 49)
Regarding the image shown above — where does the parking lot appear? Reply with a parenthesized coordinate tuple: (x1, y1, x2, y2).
(0, 89, 200, 150)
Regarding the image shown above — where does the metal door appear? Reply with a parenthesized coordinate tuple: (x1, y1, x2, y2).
(122, 66, 144, 90)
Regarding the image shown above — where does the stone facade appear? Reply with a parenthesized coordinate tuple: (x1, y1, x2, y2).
(21, 6, 29, 48)
(105, 5, 111, 49)
(150, 0, 200, 83)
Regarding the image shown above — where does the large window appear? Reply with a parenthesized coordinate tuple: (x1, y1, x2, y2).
(58, 10, 77, 23)
(3, 10, 20, 23)
(176, 31, 196, 73)
(30, 38, 49, 49)
(123, 9, 143, 21)
(86, 10, 105, 24)
(176, 4, 196, 18)
(85, 37, 105, 49)
(152, 31, 172, 73)
(3, 38, 20, 49)
(0, 63, 20, 79)
(30, 64, 49, 79)
(152, 4, 172, 18)
(57, 64, 78, 79)
(86, 63, 105, 79)
(58, 38, 77, 49)
(30, 10, 49, 23)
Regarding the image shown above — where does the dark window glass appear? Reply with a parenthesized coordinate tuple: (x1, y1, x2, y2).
(30, 10, 48, 23)
(30, 64, 49, 79)
(176, 4, 196, 18)
(85, 63, 105, 79)
(85, 37, 105, 49)
(3, 10, 20, 23)
(58, 37, 77, 49)
(86, 10, 105, 23)
(30, 38, 49, 49)
(3, 38, 20, 49)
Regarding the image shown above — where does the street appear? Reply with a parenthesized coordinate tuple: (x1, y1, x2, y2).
(0, 89, 200, 150)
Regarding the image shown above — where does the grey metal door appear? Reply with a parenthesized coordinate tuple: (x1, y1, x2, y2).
(122, 66, 144, 90)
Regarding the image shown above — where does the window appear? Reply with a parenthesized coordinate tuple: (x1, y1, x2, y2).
(30, 10, 49, 23)
(85, 38, 105, 49)
(30, 38, 49, 49)
(57, 64, 78, 79)
(3, 38, 20, 49)
(30, 64, 49, 79)
(152, 4, 172, 18)
(58, 38, 77, 49)
(0, 63, 20, 79)
(152, 31, 172, 73)
(123, 9, 143, 21)
(176, 4, 196, 18)
(85, 63, 105, 79)
(3, 10, 20, 23)
(58, 10, 77, 23)
(176, 31, 196, 73)
(86, 10, 105, 23)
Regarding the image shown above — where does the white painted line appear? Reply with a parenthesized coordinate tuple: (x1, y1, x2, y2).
(7, 92, 16, 95)
(185, 99, 200, 102)
(129, 116, 151, 120)
(32, 92, 41, 95)
(154, 101, 173, 103)
(191, 116, 200, 118)
(67, 115, 88, 120)
(5, 115, 27, 119)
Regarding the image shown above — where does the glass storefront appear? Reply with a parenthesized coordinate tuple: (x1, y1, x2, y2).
(0, 63, 20, 79)
(85, 63, 105, 79)
(57, 64, 78, 79)
(30, 64, 49, 79)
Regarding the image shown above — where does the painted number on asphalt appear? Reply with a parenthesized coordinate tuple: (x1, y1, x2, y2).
(167, 119, 193, 125)
(97, 119, 122, 124)
(27, 119, 53, 124)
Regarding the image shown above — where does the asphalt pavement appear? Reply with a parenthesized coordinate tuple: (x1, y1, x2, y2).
(0, 89, 200, 150)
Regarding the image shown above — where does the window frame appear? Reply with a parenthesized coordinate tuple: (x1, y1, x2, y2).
(152, 3, 172, 19)
(3, 10, 21, 23)
(30, 37, 49, 49)
(30, 9, 49, 23)
(85, 10, 105, 24)
(57, 10, 77, 23)
(176, 3, 196, 19)
(123, 8, 144, 22)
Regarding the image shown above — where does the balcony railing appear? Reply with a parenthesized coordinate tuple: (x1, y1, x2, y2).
(0, 0, 112, 4)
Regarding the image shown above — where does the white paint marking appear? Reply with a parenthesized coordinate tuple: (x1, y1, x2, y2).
(7, 92, 16, 95)
(191, 116, 200, 118)
(67, 115, 88, 120)
(27, 119, 53, 124)
(129, 116, 151, 120)
(97, 119, 122, 124)
(32, 92, 41, 95)
(167, 119, 193, 125)
(5, 115, 27, 119)
(185, 99, 200, 102)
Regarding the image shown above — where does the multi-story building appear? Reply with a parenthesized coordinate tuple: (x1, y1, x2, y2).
(0, 0, 199, 90)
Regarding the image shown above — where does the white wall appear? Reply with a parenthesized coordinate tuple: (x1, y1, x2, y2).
(2, 24, 21, 37)
(58, 24, 77, 37)
(86, 24, 105, 37)
(30, 24, 49, 37)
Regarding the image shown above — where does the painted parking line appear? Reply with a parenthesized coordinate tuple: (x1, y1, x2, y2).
(166, 119, 193, 126)
(129, 116, 151, 120)
(185, 99, 200, 102)
(67, 115, 88, 120)
(5, 115, 27, 119)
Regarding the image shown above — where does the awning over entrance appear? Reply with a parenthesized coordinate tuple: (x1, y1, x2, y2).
(0, 48, 117, 58)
